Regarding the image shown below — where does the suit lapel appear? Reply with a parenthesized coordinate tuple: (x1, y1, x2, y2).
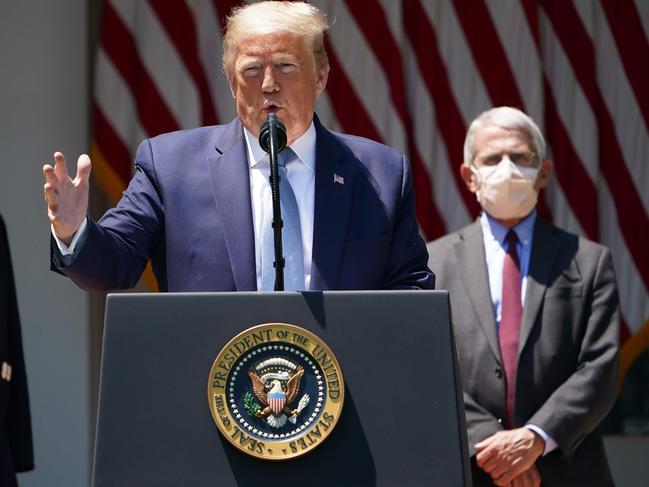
(310, 118, 354, 290)
(519, 219, 562, 353)
(206, 119, 257, 291)
(455, 221, 501, 362)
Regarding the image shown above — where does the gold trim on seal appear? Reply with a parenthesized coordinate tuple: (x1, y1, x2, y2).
(207, 323, 344, 460)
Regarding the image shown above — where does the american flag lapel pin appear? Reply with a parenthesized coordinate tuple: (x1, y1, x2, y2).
(333, 173, 345, 185)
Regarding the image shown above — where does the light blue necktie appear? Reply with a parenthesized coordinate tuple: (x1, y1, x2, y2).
(261, 148, 305, 291)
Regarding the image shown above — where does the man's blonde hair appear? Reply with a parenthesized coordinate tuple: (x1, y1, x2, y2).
(223, 1, 330, 78)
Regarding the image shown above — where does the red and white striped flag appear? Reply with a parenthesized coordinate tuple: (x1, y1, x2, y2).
(92, 0, 648, 388)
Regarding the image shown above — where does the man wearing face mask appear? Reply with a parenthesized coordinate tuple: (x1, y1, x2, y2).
(427, 107, 619, 487)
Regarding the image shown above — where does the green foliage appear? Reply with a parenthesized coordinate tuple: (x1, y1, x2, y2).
(244, 392, 261, 417)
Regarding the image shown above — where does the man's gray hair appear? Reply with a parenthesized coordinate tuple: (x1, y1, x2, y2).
(463, 106, 546, 164)
(222, 1, 330, 78)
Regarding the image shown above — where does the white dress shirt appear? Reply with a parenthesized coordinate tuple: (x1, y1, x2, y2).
(52, 217, 87, 261)
(241, 123, 315, 291)
(480, 210, 558, 455)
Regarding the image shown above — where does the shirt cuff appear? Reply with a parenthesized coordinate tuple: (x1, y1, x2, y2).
(52, 218, 89, 255)
(525, 424, 558, 456)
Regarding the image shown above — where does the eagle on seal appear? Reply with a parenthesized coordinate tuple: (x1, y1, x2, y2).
(248, 366, 304, 421)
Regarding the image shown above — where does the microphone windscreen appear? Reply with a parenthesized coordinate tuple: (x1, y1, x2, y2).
(259, 113, 287, 154)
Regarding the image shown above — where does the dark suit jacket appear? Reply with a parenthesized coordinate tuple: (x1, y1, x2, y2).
(0, 215, 34, 481)
(427, 218, 619, 487)
(54, 116, 433, 291)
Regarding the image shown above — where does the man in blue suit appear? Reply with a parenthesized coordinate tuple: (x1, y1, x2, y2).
(43, 1, 433, 292)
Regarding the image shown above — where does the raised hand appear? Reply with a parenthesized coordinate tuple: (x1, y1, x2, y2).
(43, 152, 91, 245)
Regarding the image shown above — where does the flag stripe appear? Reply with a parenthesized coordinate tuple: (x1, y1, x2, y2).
(112, 0, 202, 130)
(486, 0, 545, 127)
(543, 175, 586, 238)
(542, 81, 598, 240)
(420, 0, 492, 125)
(540, 0, 649, 290)
(453, 0, 523, 109)
(94, 48, 148, 156)
(210, 0, 239, 27)
(148, 0, 219, 125)
(521, 7, 600, 239)
(404, 38, 470, 234)
(345, 0, 410, 129)
(635, 0, 649, 38)
(597, 180, 649, 326)
(93, 103, 133, 186)
(324, 31, 445, 238)
(192, 1, 236, 122)
(323, 1, 406, 151)
(580, 1, 649, 216)
(599, 0, 649, 130)
(404, 0, 480, 218)
(344, 0, 443, 237)
(538, 10, 600, 184)
(321, 38, 382, 143)
(102, 2, 179, 135)
(90, 140, 129, 205)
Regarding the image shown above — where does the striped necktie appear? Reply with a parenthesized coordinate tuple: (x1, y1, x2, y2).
(260, 148, 305, 291)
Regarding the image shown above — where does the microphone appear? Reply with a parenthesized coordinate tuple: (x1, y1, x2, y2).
(259, 113, 287, 155)
(258, 112, 288, 291)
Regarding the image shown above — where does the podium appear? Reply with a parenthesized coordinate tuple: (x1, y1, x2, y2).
(92, 291, 471, 486)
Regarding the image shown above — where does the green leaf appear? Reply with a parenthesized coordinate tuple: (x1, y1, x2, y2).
(244, 392, 261, 417)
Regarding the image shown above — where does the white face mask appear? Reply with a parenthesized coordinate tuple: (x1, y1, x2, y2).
(472, 158, 539, 220)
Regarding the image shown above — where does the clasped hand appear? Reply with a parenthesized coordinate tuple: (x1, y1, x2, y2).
(475, 427, 544, 486)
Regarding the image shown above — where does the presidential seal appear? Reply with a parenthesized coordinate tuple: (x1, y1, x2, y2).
(207, 323, 344, 460)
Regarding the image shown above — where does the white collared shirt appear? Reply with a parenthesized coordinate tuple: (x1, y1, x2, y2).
(244, 122, 316, 290)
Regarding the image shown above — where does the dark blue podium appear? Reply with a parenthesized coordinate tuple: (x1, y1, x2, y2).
(92, 291, 471, 486)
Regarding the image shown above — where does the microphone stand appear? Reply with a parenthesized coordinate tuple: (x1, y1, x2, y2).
(259, 113, 287, 290)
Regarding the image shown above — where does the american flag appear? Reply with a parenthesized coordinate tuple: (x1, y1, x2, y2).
(92, 1, 648, 390)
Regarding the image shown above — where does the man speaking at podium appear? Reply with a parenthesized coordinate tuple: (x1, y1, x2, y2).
(43, 1, 433, 292)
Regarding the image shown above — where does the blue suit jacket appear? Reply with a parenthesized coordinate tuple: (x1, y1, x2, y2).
(56, 116, 433, 291)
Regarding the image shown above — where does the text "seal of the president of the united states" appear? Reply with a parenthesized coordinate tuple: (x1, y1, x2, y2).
(208, 323, 344, 460)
